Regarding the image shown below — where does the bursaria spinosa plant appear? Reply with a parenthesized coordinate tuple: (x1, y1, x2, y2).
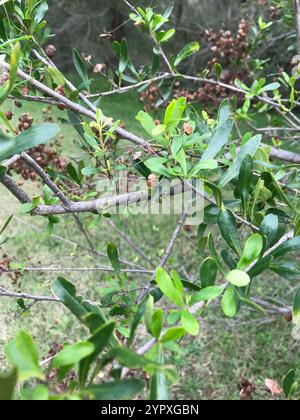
(0, 0, 300, 400)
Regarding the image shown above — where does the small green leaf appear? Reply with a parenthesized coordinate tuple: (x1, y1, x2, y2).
(239, 155, 253, 218)
(293, 288, 300, 324)
(190, 286, 223, 305)
(200, 257, 218, 288)
(237, 234, 263, 271)
(160, 327, 186, 343)
(107, 242, 121, 275)
(226, 270, 251, 288)
(73, 48, 89, 88)
(181, 310, 199, 336)
(174, 42, 200, 67)
(222, 284, 238, 318)
(52, 342, 94, 368)
(5, 331, 44, 381)
(200, 118, 233, 162)
(155, 268, 184, 307)
(218, 208, 241, 256)
(283, 370, 297, 400)
(85, 380, 144, 400)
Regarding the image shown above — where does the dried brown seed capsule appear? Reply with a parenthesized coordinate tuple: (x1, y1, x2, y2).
(5, 111, 13, 121)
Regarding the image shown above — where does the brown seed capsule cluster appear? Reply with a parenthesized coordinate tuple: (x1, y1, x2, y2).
(18, 113, 33, 132)
(10, 144, 67, 182)
(204, 19, 251, 66)
(140, 85, 160, 113)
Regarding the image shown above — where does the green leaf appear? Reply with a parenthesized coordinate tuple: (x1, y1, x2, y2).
(150, 309, 164, 339)
(237, 234, 263, 271)
(0, 124, 60, 162)
(200, 119, 233, 162)
(226, 270, 251, 288)
(190, 286, 223, 305)
(271, 237, 300, 259)
(47, 66, 65, 86)
(66, 163, 82, 186)
(283, 370, 297, 400)
(160, 327, 186, 343)
(200, 257, 218, 288)
(5, 331, 44, 381)
(293, 288, 300, 323)
(270, 262, 300, 280)
(0, 42, 21, 105)
(0, 369, 17, 400)
(219, 135, 262, 187)
(150, 345, 170, 401)
(188, 160, 218, 177)
(158, 29, 175, 44)
(107, 242, 121, 275)
(30, 385, 49, 401)
(79, 321, 116, 387)
(239, 155, 253, 218)
(214, 63, 222, 80)
(174, 42, 200, 67)
(181, 310, 199, 336)
(222, 284, 238, 318)
(52, 342, 95, 368)
(164, 97, 187, 131)
(136, 111, 164, 143)
(73, 48, 89, 88)
(155, 268, 184, 307)
(108, 347, 161, 369)
(260, 214, 279, 249)
(85, 380, 144, 400)
(218, 208, 241, 256)
(259, 82, 280, 93)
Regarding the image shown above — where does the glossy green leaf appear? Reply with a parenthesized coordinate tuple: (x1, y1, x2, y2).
(271, 237, 300, 259)
(226, 270, 251, 288)
(181, 310, 199, 336)
(150, 345, 170, 401)
(201, 118, 233, 162)
(219, 135, 261, 187)
(85, 380, 144, 400)
(52, 342, 95, 368)
(174, 42, 200, 67)
(0, 124, 60, 162)
(283, 370, 297, 400)
(200, 257, 218, 288)
(239, 155, 253, 218)
(155, 268, 184, 306)
(79, 321, 116, 386)
(160, 327, 186, 343)
(190, 286, 223, 305)
(237, 234, 263, 271)
(222, 284, 238, 318)
(5, 331, 44, 381)
(107, 242, 121, 275)
(73, 48, 89, 88)
(293, 288, 300, 323)
(260, 214, 279, 249)
(218, 208, 241, 256)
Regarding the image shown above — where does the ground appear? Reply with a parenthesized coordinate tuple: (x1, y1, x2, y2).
(0, 87, 299, 400)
